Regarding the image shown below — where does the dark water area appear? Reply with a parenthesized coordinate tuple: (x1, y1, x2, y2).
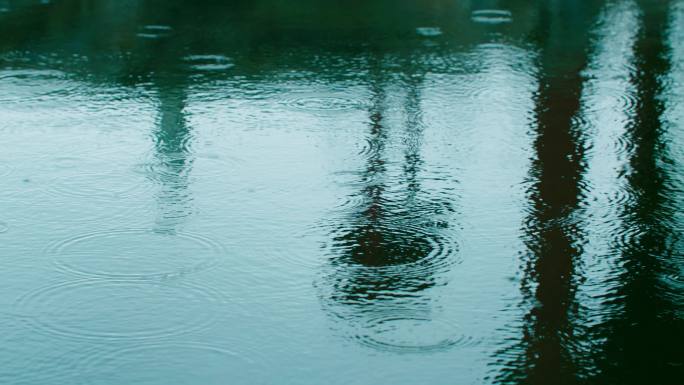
(1, 0, 683, 384)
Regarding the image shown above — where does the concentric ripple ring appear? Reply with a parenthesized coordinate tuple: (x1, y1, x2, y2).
(48, 229, 226, 280)
(15, 279, 226, 341)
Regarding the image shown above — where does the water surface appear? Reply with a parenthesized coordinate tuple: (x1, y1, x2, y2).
(1, 0, 683, 384)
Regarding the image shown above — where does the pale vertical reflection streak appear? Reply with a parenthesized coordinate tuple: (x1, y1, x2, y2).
(151, 85, 194, 234)
(661, 0, 684, 304)
(571, 0, 640, 374)
(421, 42, 538, 378)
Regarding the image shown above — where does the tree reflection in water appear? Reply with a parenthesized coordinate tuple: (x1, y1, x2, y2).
(587, 1, 684, 383)
(318, 53, 460, 353)
(492, 0, 597, 383)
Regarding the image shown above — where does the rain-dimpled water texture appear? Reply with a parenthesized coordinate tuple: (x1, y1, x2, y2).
(0, 0, 683, 385)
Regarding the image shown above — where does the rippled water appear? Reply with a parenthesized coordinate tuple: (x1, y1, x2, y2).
(1, 0, 683, 384)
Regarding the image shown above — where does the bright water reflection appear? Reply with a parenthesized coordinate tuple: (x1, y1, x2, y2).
(0, 0, 682, 384)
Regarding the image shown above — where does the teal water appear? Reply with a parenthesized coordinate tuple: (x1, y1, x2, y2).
(1, 0, 683, 384)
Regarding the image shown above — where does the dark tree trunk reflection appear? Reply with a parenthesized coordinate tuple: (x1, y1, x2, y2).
(492, 0, 598, 383)
(588, 1, 684, 383)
